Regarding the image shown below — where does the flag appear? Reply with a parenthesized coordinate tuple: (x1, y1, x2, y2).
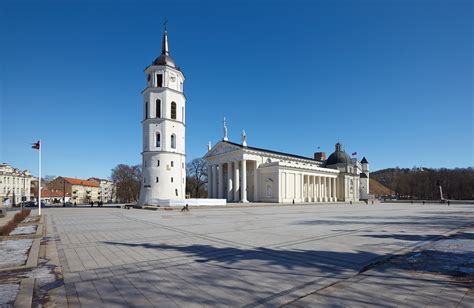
(352, 152, 357, 156)
(32, 140, 40, 150)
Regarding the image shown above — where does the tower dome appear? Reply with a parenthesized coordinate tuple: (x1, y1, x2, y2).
(153, 30, 176, 68)
(326, 142, 351, 165)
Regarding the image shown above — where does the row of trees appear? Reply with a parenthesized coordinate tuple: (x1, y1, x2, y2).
(111, 159, 208, 202)
(371, 167, 474, 200)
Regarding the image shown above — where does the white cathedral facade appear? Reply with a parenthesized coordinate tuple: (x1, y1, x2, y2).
(204, 126, 371, 203)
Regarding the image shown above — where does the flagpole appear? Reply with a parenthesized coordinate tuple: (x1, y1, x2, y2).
(38, 139, 41, 216)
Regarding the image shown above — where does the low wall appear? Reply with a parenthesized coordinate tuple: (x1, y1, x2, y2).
(147, 198, 227, 207)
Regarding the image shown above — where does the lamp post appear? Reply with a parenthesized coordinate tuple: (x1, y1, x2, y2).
(63, 178, 66, 207)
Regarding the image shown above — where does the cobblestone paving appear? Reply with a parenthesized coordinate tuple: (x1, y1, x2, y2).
(43, 203, 474, 306)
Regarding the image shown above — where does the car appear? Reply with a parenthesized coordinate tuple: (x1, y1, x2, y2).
(24, 201, 36, 207)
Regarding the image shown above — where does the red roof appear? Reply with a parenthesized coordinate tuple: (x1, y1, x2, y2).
(41, 189, 70, 198)
(62, 177, 100, 187)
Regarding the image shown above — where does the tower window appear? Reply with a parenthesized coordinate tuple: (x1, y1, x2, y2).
(156, 177, 159, 183)
(156, 133, 161, 147)
(171, 177, 174, 183)
(157, 160, 160, 167)
(156, 99, 161, 118)
(182, 107, 185, 122)
(171, 102, 177, 119)
(156, 74, 163, 87)
(171, 134, 176, 149)
(171, 161, 174, 167)
(175, 189, 178, 196)
(145, 102, 148, 119)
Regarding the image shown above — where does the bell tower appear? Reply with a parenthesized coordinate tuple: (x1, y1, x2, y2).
(138, 29, 186, 205)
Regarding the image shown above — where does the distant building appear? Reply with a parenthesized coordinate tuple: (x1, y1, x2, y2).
(0, 163, 33, 206)
(48, 177, 100, 204)
(88, 178, 116, 203)
(40, 189, 71, 205)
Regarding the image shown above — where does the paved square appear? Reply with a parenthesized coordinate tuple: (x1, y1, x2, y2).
(45, 203, 474, 306)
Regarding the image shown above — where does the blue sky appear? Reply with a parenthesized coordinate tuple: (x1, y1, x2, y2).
(1, 0, 472, 179)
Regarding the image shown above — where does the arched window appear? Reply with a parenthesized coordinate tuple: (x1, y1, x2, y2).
(156, 99, 161, 118)
(171, 102, 177, 119)
(156, 133, 161, 147)
(182, 106, 185, 122)
(145, 101, 148, 119)
(170, 134, 176, 149)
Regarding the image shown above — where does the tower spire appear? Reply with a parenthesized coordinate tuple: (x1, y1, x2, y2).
(162, 29, 169, 56)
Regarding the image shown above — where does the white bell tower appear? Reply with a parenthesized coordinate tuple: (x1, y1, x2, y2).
(138, 29, 186, 205)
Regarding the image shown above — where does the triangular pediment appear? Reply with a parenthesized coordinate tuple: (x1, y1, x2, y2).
(203, 141, 242, 159)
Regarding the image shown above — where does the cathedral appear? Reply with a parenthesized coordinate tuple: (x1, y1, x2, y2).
(139, 29, 370, 206)
(204, 128, 370, 203)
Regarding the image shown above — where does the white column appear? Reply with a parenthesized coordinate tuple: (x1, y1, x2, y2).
(330, 177, 334, 202)
(312, 176, 315, 202)
(234, 161, 240, 201)
(208, 164, 213, 198)
(307, 175, 310, 202)
(300, 174, 304, 202)
(212, 165, 218, 199)
(253, 162, 259, 202)
(324, 177, 328, 202)
(308, 176, 312, 202)
(227, 162, 233, 202)
(218, 163, 224, 199)
(241, 159, 248, 202)
(333, 177, 337, 202)
(317, 176, 320, 202)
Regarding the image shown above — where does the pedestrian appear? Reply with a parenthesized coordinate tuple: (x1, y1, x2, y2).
(422, 200, 425, 205)
(447, 200, 450, 206)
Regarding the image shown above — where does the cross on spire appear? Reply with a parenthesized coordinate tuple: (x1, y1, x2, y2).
(163, 17, 168, 31)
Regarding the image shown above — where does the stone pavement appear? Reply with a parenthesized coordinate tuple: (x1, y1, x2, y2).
(39, 202, 474, 306)
(286, 226, 474, 307)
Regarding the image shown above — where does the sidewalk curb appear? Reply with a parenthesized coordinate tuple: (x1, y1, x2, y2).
(13, 278, 35, 308)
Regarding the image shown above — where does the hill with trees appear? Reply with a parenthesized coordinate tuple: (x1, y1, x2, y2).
(371, 167, 474, 200)
(369, 178, 391, 197)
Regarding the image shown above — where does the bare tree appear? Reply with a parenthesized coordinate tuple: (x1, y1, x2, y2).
(372, 167, 474, 200)
(111, 164, 141, 203)
(186, 158, 208, 198)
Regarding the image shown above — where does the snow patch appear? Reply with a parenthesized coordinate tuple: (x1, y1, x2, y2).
(0, 239, 33, 269)
(0, 284, 19, 305)
(10, 225, 37, 235)
(26, 266, 56, 287)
